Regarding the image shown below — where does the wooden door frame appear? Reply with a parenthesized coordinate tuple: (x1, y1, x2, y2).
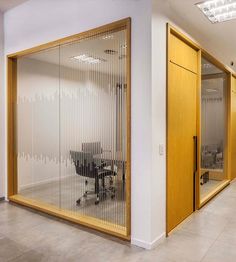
(166, 24, 233, 234)
(7, 18, 131, 240)
(166, 24, 201, 235)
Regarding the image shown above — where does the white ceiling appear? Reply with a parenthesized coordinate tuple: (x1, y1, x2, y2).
(155, 0, 236, 72)
(0, 0, 28, 12)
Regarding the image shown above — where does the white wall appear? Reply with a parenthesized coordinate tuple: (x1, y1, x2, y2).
(151, 3, 167, 243)
(4, 0, 155, 249)
(0, 11, 4, 198)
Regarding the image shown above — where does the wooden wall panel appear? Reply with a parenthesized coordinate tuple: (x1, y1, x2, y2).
(169, 33, 198, 74)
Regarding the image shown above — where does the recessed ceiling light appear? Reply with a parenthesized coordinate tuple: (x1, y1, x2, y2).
(196, 0, 236, 23)
(71, 54, 106, 64)
(102, 35, 114, 40)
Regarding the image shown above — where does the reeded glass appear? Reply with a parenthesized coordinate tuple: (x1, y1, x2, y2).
(17, 28, 128, 230)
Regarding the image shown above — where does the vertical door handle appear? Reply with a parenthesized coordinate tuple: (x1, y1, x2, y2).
(193, 136, 198, 211)
(193, 136, 198, 173)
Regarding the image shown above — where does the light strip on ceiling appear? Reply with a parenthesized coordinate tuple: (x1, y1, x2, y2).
(196, 0, 236, 23)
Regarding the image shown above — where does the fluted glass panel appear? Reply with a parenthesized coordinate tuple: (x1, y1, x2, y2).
(17, 47, 60, 206)
(59, 29, 127, 227)
(17, 28, 127, 231)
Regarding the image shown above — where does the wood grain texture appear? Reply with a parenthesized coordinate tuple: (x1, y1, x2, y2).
(169, 33, 198, 74)
(167, 25, 200, 234)
(167, 61, 197, 233)
(7, 57, 17, 197)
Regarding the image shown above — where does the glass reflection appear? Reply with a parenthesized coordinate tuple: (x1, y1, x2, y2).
(200, 57, 228, 202)
(17, 29, 127, 230)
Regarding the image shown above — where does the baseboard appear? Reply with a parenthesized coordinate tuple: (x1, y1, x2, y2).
(131, 232, 166, 250)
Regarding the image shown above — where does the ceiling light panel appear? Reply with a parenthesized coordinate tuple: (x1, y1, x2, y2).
(196, 0, 236, 23)
(72, 54, 105, 64)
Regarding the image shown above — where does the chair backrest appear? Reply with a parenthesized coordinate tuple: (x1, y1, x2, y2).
(70, 151, 96, 177)
(82, 142, 102, 155)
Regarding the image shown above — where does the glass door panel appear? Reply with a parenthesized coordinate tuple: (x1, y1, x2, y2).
(59, 29, 127, 228)
(17, 47, 60, 207)
(200, 57, 228, 202)
(16, 26, 128, 234)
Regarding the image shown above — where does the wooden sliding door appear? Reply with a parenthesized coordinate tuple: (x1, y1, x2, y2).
(167, 28, 200, 233)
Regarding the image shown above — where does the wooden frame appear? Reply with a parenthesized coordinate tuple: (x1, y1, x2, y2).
(7, 18, 131, 240)
(199, 50, 231, 207)
(167, 24, 232, 234)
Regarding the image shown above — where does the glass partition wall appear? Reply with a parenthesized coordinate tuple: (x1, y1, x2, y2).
(9, 20, 130, 238)
(200, 56, 229, 203)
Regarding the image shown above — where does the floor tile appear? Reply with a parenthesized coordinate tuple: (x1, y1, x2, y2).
(201, 240, 236, 262)
(150, 230, 214, 262)
(0, 236, 28, 262)
(177, 210, 228, 239)
(9, 250, 44, 262)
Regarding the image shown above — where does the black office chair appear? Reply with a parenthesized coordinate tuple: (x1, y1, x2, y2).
(70, 151, 116, 205)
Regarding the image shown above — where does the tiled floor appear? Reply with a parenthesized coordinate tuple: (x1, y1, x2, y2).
(1, 181, 236, 262)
